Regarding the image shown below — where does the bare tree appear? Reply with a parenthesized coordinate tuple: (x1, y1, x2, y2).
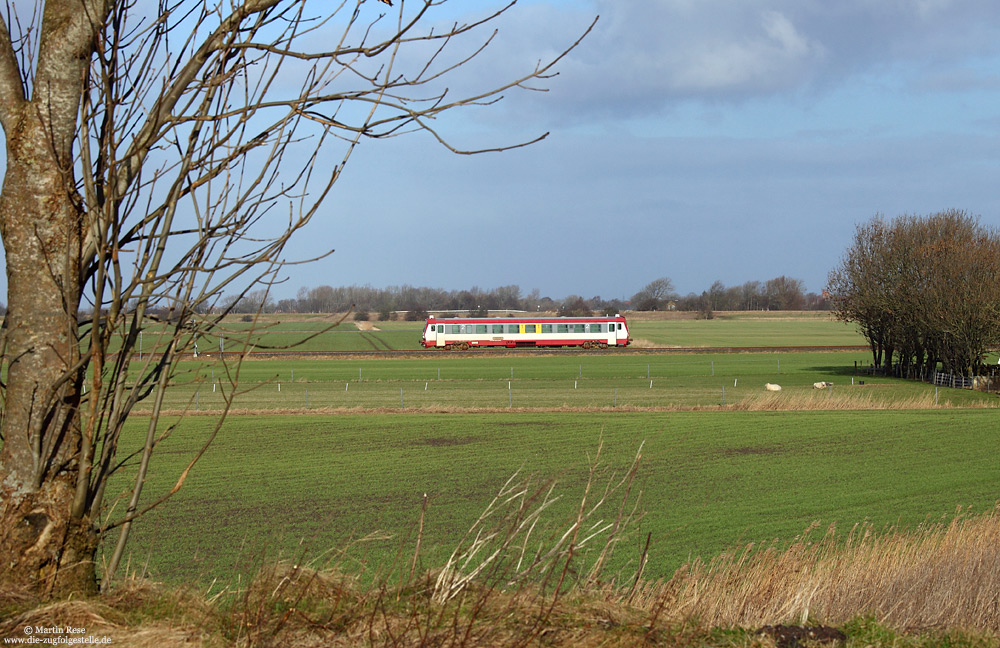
(630, 277, 675, 311)
(828, 210, 1000, 378)
(0, 0, 594, 597)
(558, 295, 592, 317)
(764, 276, 806, 311)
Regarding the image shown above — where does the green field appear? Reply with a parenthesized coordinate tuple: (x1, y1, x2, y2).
(137, 349, 994, 412)
(129, 318, 418, 354)
(628, 313, 865, 347)
(122, 311, 870, 354)
(110, 408, 1000, 589)
(92, 313, 1000, 593)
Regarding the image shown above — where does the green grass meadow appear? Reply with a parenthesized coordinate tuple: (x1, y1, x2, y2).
(92, 313, 1000, 593)
(627, 312, 865, 348)
(123, 311, 868, 355)
(141, 349, 993, 412)
(110, 408, 1000, 590)
(131, 318, 417, 354)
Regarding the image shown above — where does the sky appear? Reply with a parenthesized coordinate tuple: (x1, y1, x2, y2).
(292, 0, 1000, 302)
(4, 0, 1000, 303)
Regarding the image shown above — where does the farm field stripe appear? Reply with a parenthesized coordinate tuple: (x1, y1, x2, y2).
(107, 409, 1000, 588)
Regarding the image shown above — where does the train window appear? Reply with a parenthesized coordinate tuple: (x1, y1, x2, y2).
(492, 324, 503, 334)
(541, 324, 552, 333)
(617, 323, 622, 330)
(592, 324, 602, 333)
(573, 324, 585, 333)
(476, 325, 487, 334)
(448, 325, 460, 334)
(437, 325, 443, 333)
(557, 324, 569, 333)
(507, 324, 519, 334)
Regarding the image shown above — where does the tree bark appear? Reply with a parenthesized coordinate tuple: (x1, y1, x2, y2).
(0, 0, 102, 597)
(0, 115, 97, 597)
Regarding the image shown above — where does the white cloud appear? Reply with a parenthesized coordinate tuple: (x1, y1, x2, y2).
(671, 10, 821, 92)
(472, 0, 1000, 125)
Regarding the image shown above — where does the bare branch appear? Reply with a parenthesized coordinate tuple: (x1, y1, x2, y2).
(0, 0, 594, 595)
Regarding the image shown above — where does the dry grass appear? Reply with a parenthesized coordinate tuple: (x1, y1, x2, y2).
(0, 584, 215, 646)
(729, 390, 980, 411)
(647, 509, 1000, 634)
(147, 388, 997, 419)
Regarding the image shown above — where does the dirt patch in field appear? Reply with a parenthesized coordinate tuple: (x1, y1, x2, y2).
(354, 321, 380, 331)
(725, 445, 783, 457)
(491, 421, 560, 428)
(413, 436, 482, 447)
(757, 625, 846, 648)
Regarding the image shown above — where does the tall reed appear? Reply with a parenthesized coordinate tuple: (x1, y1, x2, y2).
(648, 508, 1000, 632)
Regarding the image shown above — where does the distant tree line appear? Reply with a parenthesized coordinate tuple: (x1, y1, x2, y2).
(827, 210, 1000, 378)
(212, 274, 826, 320)
(629, 276, 827, 316)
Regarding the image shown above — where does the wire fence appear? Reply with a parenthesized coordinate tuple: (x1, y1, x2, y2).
(132, 377, 754, 413)
(932, 371, 998, 391)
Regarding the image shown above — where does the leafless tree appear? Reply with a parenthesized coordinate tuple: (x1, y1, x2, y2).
(558, 295, 592, 317)
(828, 210, 1000, 378)
(0, 0, 595, 597)
(630, 277, 675, 311)
(763, 276, 806, 311)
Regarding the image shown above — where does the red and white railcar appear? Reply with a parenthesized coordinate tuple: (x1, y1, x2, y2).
(420, 315, 632, 350)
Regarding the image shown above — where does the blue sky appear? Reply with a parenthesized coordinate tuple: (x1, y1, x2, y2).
(4, 0, 1000, 303)
(297, 0, 1000, 302)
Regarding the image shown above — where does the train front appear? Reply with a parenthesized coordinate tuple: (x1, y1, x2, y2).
(420, 317, 438, 348)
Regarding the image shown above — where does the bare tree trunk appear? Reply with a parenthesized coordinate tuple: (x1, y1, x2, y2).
(0, 0, 99, 596)
(0, 135, 96, 597)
